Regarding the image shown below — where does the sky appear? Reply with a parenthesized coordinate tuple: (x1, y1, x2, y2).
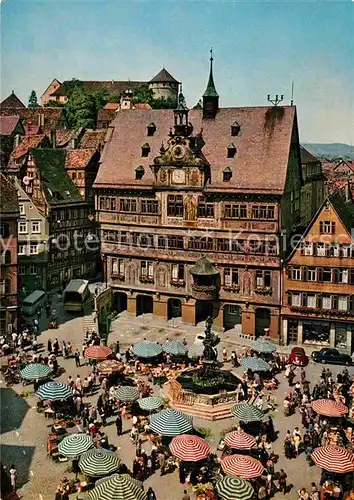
(1, 0, 353, 144)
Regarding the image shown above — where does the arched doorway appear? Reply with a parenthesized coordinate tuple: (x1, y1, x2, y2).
(136, 294, 153, 316)
(168, 298, 182, 319)
(255, 308, 271, 338)
(224, 304, 242, 331)
(113, 292, 127, 313)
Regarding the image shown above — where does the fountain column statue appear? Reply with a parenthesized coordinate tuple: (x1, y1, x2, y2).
(202, 316, 220, 368)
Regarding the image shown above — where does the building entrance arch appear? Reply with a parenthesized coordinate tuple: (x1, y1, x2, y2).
(255, 308, 271, 338)
(168, 298, 182, 319)
(136, 294, 153, 316)
(223, 304, 242, 331)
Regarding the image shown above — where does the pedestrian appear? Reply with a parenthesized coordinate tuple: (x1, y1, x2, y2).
(9, 464, 17, 491)
(53, 338, 59, 355)
(147, 486, 157, 500)
(159, 452, 166, 476)
(278, 469, 287, 494)
(47, 338, 52, 353)
(116, 411, 123, 436)
(82, 377, 89, 396)
(298, 488, 309, 500)
(182, 489, 191, 500)
(293, 427, 302, 456)
(74, 350, 80, 367)
(222, 347, 228, 362)
(62, 340, 67, 358)
(288, 368, 295, 387)
(300, 367, 306, 384)
(310, 483, 319, 500)
(75, 375, 82, 391)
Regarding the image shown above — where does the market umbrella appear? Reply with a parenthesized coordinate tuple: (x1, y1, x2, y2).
(36, 381, 73, 401)
(224, 430, 257, 450)
(88, 473, 147, 500)
(311, 399, 348, 418)
(163, 340, 187, 356)
(58, 433, 94, 458)
(240, 358, 271, 372)
(221, 454, 264, 479)
(132, 342, 163, 358)
(115, 386, 140, 402)
(138, 396, 164, 411)
(97, 359, 124, 375)
(251, 340, 276, 354)
(187, 343, 204, 358)
(231, 403, 264, 422)
(311, 445, 354, 473)
(20, 363, 52, 381)
(84, 345, 112, 360)
(169, 434, 210, 461)
(149, 408, 193, 437)
(216, 475, 254, 500)
(78, 448, 121, 477)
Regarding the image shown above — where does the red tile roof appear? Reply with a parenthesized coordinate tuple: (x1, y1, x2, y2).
(95, 106, 296, 193)
(79, 129, 107, 151)
(24, 123, 42, 136)
(55, 127, 84, 147)
(0, 91, 25, 109)
(103, 103, 119, 110)
(0, 115, 21, 135)
(0, 173, 19, 214)
(65, 149, 97, 170)
(0, 107, 66, 135)
(10, 134, 47, 161)
(97, 108, 116, 123)
(134, 103, 152, 110)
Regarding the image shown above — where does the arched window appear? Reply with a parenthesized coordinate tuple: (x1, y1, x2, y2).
(227, 143, 237, 158)
(231, 121, 241, 136)
(147, 122, 156, 136)
(223, 167, 232, 182)
(135, 166, 145, 180)
(141, 143, 150, 157)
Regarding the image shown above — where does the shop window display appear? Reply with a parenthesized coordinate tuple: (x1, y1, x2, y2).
(303, 320, 330, 345)
(335, 325, 347, 350)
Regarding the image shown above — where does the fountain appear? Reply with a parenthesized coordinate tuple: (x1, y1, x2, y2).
(164, 317, 241, 421)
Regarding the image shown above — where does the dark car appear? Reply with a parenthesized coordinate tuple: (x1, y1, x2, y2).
(289, 347, 309, 367)
(311, 348, 352, 366)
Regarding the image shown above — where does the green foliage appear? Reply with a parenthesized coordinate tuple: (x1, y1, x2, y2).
(65, 87, 97, 128)
(44, 101, 65, 108)
(151, 96, 177, 109)
(65, 78, 84, 97)
(28, 90, 38, 108)
(132, 84, 154, 106)
(191, 371, 227, 388)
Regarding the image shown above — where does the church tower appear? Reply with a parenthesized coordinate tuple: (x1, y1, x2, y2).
(202, 50, 219, 119)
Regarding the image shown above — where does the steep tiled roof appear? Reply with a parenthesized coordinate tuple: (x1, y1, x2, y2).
(0, 173, 19, 214)
(51, 80, 145, 97)
(32, 149, 83, 205)
(55, 127, 84, 147)
(330, 191, 354, 236)
(149, 68, 179, 84)
(300, 145, 320, 164)
(190, 257, 219, 276)
(134, 103, 152, 110)
(95, 106, 296, 193)
(65, 149, 97, 170)
(0, 115, 21, 136)
(79, 129, 107, 151)
(0, 91, 25, 109)
(103, 103, 119, 110)
(24, 124, 42, 136)
(333, 160, 354, 173)
(10, 134, 47, 161)
(97, 108, 116, 123)
(0, 107, 66, 135)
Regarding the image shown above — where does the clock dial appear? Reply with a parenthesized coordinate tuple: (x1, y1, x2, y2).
(172, 144, 186, 160)
(172, 169, 186, 184)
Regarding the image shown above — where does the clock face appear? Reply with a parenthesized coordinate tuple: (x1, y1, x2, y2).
(172, 144, 186, 160)
(172, 169, 186, 184)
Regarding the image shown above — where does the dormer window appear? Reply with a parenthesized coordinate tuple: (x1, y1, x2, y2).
(147, 122, 156, 136)
(223, 167, 232, 182)
(231, 121, 241, 136)
(135, 166, 145, 180)
(227, 143, 237, 158)
(141, 143, 150, 157)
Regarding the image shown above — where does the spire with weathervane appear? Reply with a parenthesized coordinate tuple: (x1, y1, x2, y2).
(173, 84, 192, 137)
(203, 48, 219, 119)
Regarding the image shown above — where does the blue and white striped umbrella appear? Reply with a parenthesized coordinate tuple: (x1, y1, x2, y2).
(149, 408, 193, 436)
(188, 343, 204, 358)
(36, 381, 73, 401)
(138, 396, 164, 411)
(89, 473, 146, 500)
(20, 363, 52, 381)
(252, 340, 276, 354)
(240, 358, 271, 372)
(115, 386, 140, 402)
(132, 342, 163, 358)
(79, 448, 121, 477)
(164, 340, 187, 356)
(58, 433, 94, 458)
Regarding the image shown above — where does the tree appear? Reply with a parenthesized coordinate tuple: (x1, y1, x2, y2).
(65, 87, 97, 128)
(132, 84, 154, 106)
(150, 96, 177, 109)
(28, 90, 38, 108)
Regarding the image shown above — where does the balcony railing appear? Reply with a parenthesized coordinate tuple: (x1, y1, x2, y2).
(191, 283, 217, 300)
(289, 305, 354, 318)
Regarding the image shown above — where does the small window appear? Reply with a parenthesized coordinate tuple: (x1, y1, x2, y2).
(19, 203, 25, 215)
(19, 221, 28, 234)
(29, 265, 37, 275)
(147, 122, 156, 136)
(141, 143, 150, 157)
(31, 221, 40, 233)
(18, 245, 26, 255)
(320, 221, 335, 234)
(135, 166, 145, 180)
(227, 143, 237, 158)
(231, 121, 241, 136)
(29, 244, 38, 255)
(223, 167, 232, 182)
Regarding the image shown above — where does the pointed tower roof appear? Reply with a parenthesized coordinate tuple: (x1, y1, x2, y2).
(190, 256, 219, 276)
(149, 68, 180, 84)
(203, 49, 219, 98)
(176, 85, 188, 111)
(1, 90, 26, 109)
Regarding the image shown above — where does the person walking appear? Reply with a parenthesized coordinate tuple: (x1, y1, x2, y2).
(278, 469, 287, 494)
(47, 338, 52, 353)
(116, 411, 123, 436)
(182, 489, 191, 500)
(9, 464, 17, 491)
(74, 350, 80, 367)
(147, 486, 157, 500)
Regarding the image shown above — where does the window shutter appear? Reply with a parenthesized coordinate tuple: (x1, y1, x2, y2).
(287, 266, 292, 279)
(319, 221, 324, 233)
(332, 268, 339, 283)
(317, 268, 323, 282)
(303, 266, 308, 281)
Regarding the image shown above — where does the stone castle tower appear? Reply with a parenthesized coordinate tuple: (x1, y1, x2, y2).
(148, 68, 180, 102)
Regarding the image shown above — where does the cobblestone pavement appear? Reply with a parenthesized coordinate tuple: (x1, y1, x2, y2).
(1, 304, 353, 500)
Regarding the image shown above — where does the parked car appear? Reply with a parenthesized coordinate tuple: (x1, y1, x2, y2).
(311, 348, 352, 366)
(289, 347, 309, 366)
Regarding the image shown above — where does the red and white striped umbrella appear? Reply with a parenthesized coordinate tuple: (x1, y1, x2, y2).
(84, 345, 112, 360)
(311, 445, 354, 473)
(224, 431, 257, 450)
(221, 454, 264, 479)
(311, 399, 348, 417)
(169, 434, 210, 462)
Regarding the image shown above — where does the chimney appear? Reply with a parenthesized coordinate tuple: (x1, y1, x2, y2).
(51, 129, 56, 148)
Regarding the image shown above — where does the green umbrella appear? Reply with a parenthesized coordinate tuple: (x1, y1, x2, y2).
(188, 343, 204, 358)
(115, 386, 140, 402)
(20, 363, 52, 381)
(79, 448, 121, 477)
(216, 475, 254, 500)
(240, 358, 270, 372)
(164, 340, 187, 356)
(36, 381, 73, 401)
(149, 408, 193, 436)
(89, 473, 147, 500)
(132, 342, 162, 358)
(231, 403, 264, 422)
(58, 433, 94, 458)
(252, 340, 276, 354)
(138, 396, 164, 411)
